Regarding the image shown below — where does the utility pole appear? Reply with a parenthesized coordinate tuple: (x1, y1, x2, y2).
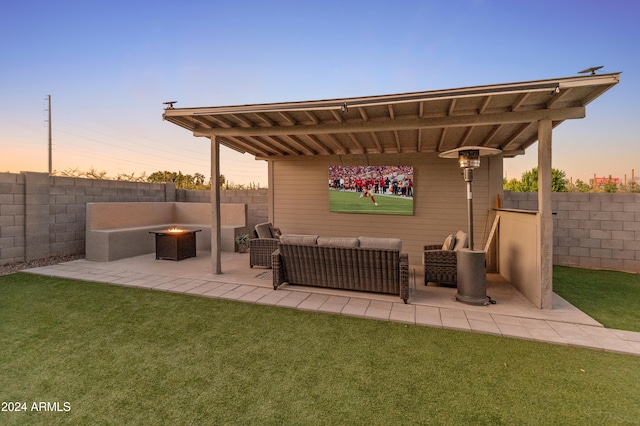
(47, 95, 52, 174)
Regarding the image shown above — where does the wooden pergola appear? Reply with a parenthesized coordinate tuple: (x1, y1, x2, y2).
(163, 73, 620, 308)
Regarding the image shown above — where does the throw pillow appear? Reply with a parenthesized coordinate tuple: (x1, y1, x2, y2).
(269, 227, 282, 238)
(453, 231, 468, 251)
(442, 234, 455, 250)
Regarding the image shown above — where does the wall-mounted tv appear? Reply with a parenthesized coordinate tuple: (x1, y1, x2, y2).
(328, 165, 413, 215)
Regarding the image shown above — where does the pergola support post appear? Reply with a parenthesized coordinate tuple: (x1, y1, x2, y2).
(211, 135, 222, 274)
(538, 120, 553, 309)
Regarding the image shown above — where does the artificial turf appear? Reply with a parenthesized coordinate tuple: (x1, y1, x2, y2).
(1, 272, 639, 425)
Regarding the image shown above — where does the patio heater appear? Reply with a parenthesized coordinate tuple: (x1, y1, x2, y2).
(440, 146, 501, 305)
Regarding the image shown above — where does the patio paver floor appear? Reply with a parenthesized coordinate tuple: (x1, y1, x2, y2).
(23, 251, 640, 357)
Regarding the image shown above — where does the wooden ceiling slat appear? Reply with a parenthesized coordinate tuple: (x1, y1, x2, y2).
(330, 110, 344, 124)
(227, 113, 253, 127)
(304, 111, 319, 124)
(437, 127, 447, 152)
(281, 134, 316, 155)
(347, 133, 365, 153)
(277, 112, 296, 125)
(192, 116, 213, 129)
(304, 134, 334, 155)
(480, 124, 502, 147)
(479, 96, 492, 114)
(459, 126, 474, 146)
(500, 123, 532, 151)
(225, 135, 274, 157)
(358, 107, 369, 121)
(327, 134, 352, 154)
(253, 112, 275, 126)
(448, 98, 457, 116)
(393, 130, 401, 153)
(511, 92, 530, 111)
(208, 115, 235, 128)
(264, 135, 302, 155)
(370, 132, 383, 153)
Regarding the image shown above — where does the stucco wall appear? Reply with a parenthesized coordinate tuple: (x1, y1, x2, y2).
(503, 191, 640, 273)
(270, 153, 500, 267)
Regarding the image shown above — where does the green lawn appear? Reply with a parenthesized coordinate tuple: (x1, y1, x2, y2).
(1, 273, 639, 425)
(553, 265, 640, 332)
(329, 189, 413, 215)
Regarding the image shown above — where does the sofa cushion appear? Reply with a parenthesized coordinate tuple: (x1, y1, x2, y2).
(453, 231, 468, 251)
(442, 234, 455, 250)
(317, 237, 360, 248)
(255, 222, 273, 239)
(358, 236, 402, 251)
(280, 234, 319, 245)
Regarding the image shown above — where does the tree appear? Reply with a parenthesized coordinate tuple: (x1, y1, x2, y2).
(503, 167, 569, 192)
(571, 179, 592, 192)
(146, 170, 210, 190)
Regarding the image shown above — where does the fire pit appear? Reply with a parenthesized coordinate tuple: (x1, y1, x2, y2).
(149, 228, 202, 261)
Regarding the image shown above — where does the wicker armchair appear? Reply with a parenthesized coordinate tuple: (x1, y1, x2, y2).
(249, 222, 281, 268)
(423, 231, 468, 287)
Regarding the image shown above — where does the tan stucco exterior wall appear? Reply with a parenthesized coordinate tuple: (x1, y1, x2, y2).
(268, 153, 501, 267)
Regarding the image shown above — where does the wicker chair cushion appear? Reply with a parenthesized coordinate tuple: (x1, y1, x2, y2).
(442, 234, 455, 250)
(270, 227, 282, 238)
(317, 237, 360, 248)
(358, 236, 402, 251)
(255, 222, 274, 239)
(453, 231, 468, 251)
(280, 234, 319, 245)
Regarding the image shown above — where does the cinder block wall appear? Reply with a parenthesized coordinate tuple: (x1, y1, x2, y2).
(503, 191, 640, 273)
(0, 172, 267, 265)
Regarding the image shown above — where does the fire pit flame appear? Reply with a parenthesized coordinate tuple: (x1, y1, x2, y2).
(167, 227, 183, 233)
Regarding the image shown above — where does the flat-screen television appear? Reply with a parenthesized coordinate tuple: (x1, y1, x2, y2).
(328, 165, 413, 215)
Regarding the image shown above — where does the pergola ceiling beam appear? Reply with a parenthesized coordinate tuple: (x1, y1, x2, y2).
(480, 124, 502, 147)
(262, 135, 300, 155)
(370, 132, 383, 153)
(225, 135, 274, 157)
(437, 127, 447, 152)
(331, 110, 344, 123)
(281, 134, 316, 155)
(195, 107, 586, 138)
(500, 123, 532, 151)
(347, 133, 365, 153)
(277, 112, 296, 125)
(459, 126, 474, 146)
(304, 134, 335, 155)
(227, 113, 254, 127)
(326, 134, 348, 155)
(253, 112, 275, 126)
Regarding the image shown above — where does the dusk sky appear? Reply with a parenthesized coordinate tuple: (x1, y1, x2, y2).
(2, 0, 638, 186)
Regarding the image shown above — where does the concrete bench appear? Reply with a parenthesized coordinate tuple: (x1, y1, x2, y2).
(86, 202, 246, 261)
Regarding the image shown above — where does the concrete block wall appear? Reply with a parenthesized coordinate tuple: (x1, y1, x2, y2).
(1, 172, 175, 264)
(503, 191, 640, 273)
(0, 173, 26, 264)
(182, 188, 269, 236)
(0, 172, 269, 265)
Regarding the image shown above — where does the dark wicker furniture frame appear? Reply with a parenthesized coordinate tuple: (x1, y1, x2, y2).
(423, 244, 458, 286)
(249, 238, 279, 268)
(273, 243, 409, 303)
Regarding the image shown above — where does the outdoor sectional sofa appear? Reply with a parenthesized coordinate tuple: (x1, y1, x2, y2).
(272, 234, 409, 303)
(86, 202, 246, 261)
